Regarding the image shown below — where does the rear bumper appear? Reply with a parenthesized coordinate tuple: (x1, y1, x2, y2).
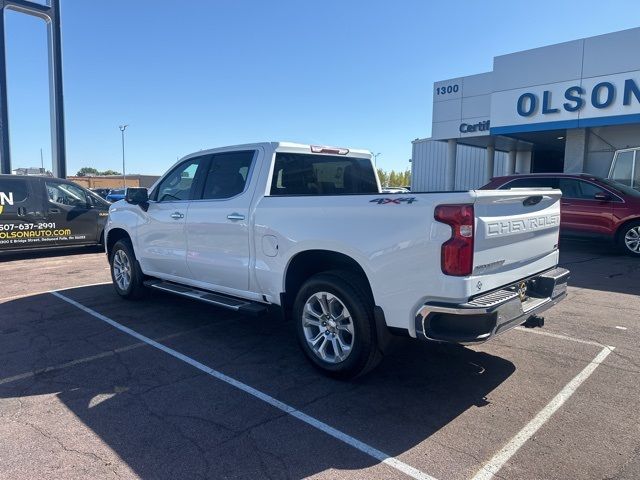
(414, 267, 570, 344)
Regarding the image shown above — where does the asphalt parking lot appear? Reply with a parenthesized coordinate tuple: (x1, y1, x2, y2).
(0, 242, 638, 480)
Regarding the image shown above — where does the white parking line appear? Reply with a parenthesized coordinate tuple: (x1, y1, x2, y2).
(514, 326, 604, 347)
(51, 291, 438, 480)
(471, 345, 614, 480)
(0, 325, 211, 386)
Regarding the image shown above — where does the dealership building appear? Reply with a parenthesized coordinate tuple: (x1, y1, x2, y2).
(411, 27, 640, 191)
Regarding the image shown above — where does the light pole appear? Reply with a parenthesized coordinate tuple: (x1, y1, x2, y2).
(373, 152, 382, 167)
(119, 125, 128, 188)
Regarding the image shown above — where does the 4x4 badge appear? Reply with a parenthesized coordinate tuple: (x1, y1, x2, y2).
(370, 197, 417, 205)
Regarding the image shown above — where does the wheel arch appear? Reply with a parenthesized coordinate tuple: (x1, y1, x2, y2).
(614, 217, 640, 243)
(282, 250, 375, 312)
(106, 228, 132, 258)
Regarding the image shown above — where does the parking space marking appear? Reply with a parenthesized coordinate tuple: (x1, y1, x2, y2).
(471, 345, 614, 480)
(0, 326, 211, 386)
(514, 326, 605, 347)
(51, 291, 438, 480)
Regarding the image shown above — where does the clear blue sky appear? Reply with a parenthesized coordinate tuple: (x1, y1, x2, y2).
(6, 0, 640, 175)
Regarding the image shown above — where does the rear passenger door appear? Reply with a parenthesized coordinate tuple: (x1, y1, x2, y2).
(185, 150, 257, 293)
(0, 177, 44, 250)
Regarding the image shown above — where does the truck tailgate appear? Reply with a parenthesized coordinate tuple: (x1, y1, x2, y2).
(472, 189, 561, 288)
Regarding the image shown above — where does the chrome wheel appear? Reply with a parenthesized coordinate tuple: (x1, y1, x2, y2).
(624, 226, 640, 253)
(113, 249, 132, 290)
(302, 292, 355, 364)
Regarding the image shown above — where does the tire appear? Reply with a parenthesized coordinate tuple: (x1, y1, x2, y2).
(293, 271, 382, 379)
(618, 221, 640, 257)
(109, 238, 146, 299)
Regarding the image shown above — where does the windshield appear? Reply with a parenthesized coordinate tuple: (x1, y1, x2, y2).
(110, 189, 125, 195)
(599, 178, 640, 197)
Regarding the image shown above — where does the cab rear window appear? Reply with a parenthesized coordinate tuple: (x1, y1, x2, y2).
(0, 179, 29, 203)
(270, 153, 378, 196)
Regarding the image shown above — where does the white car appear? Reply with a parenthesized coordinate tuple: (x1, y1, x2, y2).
(105, 142, 569, 378)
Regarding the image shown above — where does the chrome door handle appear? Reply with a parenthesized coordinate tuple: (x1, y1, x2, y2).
(170, 212, 184, 219)
(227, 213, 245, 221)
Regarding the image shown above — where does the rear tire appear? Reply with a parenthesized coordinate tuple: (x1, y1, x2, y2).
(618, 221, 640, 256)
(293, 271, 382, 379)
(109, 239, 146, 299)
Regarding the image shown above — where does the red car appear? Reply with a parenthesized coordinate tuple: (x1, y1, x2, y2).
(481, 173, 640, 256)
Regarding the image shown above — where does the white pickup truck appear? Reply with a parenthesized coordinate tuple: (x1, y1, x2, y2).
(105, 142, 569, 378)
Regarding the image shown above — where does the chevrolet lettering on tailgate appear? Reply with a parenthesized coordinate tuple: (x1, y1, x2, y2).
(486, 214, 560, 237)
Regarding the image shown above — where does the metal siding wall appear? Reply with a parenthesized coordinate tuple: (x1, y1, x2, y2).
(494, 151, 508, 177)
(454, 145, 486, 190)
(412, 139, 510, 190)
(411, 139, 448, 191)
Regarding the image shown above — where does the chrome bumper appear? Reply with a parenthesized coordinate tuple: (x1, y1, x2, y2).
(414, 267, 570, 344)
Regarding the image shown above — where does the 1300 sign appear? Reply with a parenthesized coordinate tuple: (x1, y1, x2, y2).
(436, 84, 459, 95)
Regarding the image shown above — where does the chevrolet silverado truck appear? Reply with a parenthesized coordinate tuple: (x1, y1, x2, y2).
(105, 142, 569, 378)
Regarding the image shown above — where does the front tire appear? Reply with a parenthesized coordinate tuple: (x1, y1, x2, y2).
(618, 221, 640, 256)
(109, 239, 146, 299)
(293, 271, 381, 379)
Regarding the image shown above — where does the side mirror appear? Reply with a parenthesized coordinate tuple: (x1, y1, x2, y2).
(125, 188, 149, 209)
(594, 192, 611, 201)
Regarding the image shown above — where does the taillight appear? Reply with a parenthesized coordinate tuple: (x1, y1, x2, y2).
(434, 204, 474, 276)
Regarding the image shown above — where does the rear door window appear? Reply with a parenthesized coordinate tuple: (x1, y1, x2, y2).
(270, 153, 378, 195)
(200, 150, 255, 200)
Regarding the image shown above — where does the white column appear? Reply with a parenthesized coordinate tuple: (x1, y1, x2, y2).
(564, 128, 588, 173)
(486, 145, 495, 181)
(445, 139, 457, 190)
(516, 151, 532, 173)
(506, 150, 517, 175)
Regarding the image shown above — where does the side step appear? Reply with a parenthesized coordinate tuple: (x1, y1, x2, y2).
(143, 279, 268, 316)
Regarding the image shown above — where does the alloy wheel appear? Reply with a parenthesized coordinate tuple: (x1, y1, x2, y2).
(113, 249, 132, 290)
(301, 292, 355, 364)
(624, 226, 640, 254)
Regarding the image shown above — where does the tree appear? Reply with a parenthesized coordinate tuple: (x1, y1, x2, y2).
(77, 167, 99, 177)
(376, 168, 411, 187)
(376, 168, 389, 186)
(75, 167, 121, 176)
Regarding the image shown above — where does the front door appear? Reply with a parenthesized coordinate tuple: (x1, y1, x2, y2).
(557, 178, 615, 236)
(0, 177, 45, 251)
(137, 156, 206, 279)
(185, 150, 257, 292)
(44, 180, 101, 245)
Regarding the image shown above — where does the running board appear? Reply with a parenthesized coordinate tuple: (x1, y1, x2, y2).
(143, 280, 267, 315)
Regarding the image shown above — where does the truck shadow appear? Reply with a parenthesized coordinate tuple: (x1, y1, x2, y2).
(0, 285, 516, 478)
(559, 239, 639, 296)
(0, 244, 103, 261)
